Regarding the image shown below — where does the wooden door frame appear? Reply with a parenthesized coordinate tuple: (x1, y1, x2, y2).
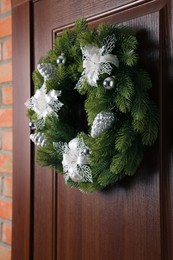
(12, 0, 172, 259)
(12, 1, 34, 260)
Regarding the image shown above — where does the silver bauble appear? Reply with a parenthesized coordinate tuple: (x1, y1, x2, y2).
(56, 53, 66, 64)
(29, 121, 36, 130)
(103, 76, 115, 90)
(82, 148, 90, 155)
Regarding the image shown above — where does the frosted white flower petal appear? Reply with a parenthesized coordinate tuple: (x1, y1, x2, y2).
(55, 138, 93, 183)
(76, 34, 119, 88)
(25, 83, 63, 129)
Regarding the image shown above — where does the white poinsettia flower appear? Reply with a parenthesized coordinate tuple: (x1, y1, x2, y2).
(82, 46, 104, 86)
(76, 34, 119, 88)
(55, 138, 93, 183)
(25, 83, 63, 128)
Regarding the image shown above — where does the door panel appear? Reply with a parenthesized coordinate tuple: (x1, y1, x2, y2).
(12, 0, 173, 259)
(34, 166, 54, 260)
(55, 12, 161, 260)
(33, 2, 161, 259)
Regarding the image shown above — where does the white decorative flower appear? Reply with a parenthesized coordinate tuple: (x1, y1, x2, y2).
(25, 83, 63, 128)
(76, 34, 119, 88)
(54, 138, 93, 183)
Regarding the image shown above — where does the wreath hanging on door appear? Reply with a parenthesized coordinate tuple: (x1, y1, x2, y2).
(25, 19, 158, 192)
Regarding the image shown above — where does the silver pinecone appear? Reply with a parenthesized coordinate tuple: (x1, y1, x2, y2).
(30, 132, 47, 147)
(91, 111, 115, 138)
(37, 63, 56, 80)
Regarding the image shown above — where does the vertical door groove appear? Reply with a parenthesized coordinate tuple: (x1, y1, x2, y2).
(52, 168, 58, 260)
(159, 2, 173, 259)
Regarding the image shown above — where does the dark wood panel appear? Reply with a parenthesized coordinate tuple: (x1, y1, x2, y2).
(33, 0, 168, 64)
(57, 12, 161, 260)
(33, 166, 54, 260)
(58, 171, 160, 260)
(12, 2, 33, 260)
(57, 181, 83, 260)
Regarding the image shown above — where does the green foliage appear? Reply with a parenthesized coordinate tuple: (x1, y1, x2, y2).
(110, 154, 125, 174)
(98, 169, 120, 188)
(115, 94, 131, 113)
(32, 71, 44, 89)
(37, 144, 62, 171)
(123, 141, 144, 176)
(115, 122, 136, 152)
(85, 87, 114, 125)
(142, 102, 159, 145)
(25, 19, 159, 192)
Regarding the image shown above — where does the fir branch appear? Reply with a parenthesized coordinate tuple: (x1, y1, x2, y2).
(115, 122, 136, 152)
(134, 68, 152, 90)
(37, 145, 62, 169)
(110, 153, 125, 174)
(115, 94, 131, 113)
(115, 72, 134, 99)
(142, 102, 159, 145)
(32, 71, 44, 90)
(123, 141, 143, 176)
(131, 94, 149, 121)
(98, 169, 120, 188)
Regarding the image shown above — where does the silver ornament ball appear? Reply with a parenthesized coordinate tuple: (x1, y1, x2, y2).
(103, 76, 115, 90)
(56, 53, 66, 64)
(29, 121, 36, 130)
(82, 148, 90, 155)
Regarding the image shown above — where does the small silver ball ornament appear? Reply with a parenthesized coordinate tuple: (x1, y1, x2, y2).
(82, 148, 90, 155)
(29, 121, 36, 130)
(56, 53, 66, 64)
(103, 76, 115, 90)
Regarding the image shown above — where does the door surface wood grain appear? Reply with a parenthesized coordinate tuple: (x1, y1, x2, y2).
(12, 0, 173, 259)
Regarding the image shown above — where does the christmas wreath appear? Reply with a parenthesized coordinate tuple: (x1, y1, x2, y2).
(25, 19, 159, 192)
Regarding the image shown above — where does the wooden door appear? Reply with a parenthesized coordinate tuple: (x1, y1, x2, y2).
(12, 0, 173, 259)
